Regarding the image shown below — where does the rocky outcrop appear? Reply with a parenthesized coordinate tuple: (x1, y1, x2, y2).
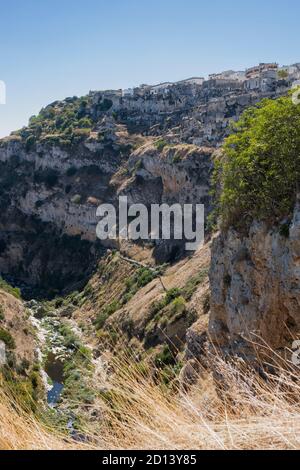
(0, 123, 213, 294)
(0, 70, 295, 296)
(0, 289, 36, 366)
(209, 201, 300, 359)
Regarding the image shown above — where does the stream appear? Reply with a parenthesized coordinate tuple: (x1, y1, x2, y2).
(28, 302, 91, 441)
(45, 352, 64, 406)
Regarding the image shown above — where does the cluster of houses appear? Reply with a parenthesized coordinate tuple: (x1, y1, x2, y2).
(121, 77, 205, 98)
(117, 62, 300, 99)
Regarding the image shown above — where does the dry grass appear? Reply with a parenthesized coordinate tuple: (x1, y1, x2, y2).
(0, 386, 85, 450)
(1, 346, 300, 450)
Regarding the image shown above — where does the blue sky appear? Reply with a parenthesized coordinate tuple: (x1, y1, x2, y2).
(0, 0, 300, 137)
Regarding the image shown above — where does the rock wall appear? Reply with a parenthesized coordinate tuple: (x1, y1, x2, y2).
(0, 74, 294, 295)
(209, 201, 300, 358)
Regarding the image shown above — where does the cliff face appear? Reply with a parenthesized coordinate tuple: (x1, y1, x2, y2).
(209, 201, 300, 358)
(0, 129, 212, 295)
(0, 75, 294, 297)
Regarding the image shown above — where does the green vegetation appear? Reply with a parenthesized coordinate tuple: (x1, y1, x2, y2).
(63, 344, 95, 406)
(94, 300, 120, 330)
(154, 345, 183, 387)
(0, 328, 15, 349)
(144, 270, 208, 346)
(154, 345, 174, 368)
(279, 222, 291, 238)
(46, 322, 95, 412)
(172, 152, 182, 164)
(57, 323, 81, 350)
(169, 296, 186, 316)
(150, 269, 208, 317)
(71, 194, 82, 204)
(0, 277, 21, 299)
(12, 95, 95, 147)
(98, 98, 113, 112)
(202, 292, 210, 314)
(0, 305, 5, 321)
(212, 94, 300, 229)
(150, 288, 182, 317)
(122, 267, 158, 304)
(2, 362, 44, 412)
(278, 69, 289, 80)
(25, 135, 36, 151)
(154, 139, 168, 151)
(181, 269, 209, 301)
(94, 264, 167, 332)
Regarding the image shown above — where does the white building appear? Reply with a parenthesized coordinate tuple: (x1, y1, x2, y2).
(177, 77, 205, 86)
(149, 82, 173, 95)
(245, 69, 277, 92)
(209, 70, 245, 82)
(245, 78, 261, 91)
(245, 63, 278, 80)
(122, 88, 134, 97)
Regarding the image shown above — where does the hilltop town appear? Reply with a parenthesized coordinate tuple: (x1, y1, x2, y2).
(104, 62, 300, 99)
(85, 62, 300, 147)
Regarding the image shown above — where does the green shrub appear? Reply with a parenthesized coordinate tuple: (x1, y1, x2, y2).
(0, 328, 15, 349)
(154, 139, 168, 151)
(150, 288, 182, 316)
(98, 99, 113, 112)
(279, 222, 291, 238)
(181, 269, 209, 301)
(202, 293, 210, 314)
(0, 305, 5, 321)
(78, 117, 92, 128)
(170, 296, 186, 316)
(71, 194, 82, 204)
(122, 268, 157, 305)
(22, 95, 95, 148)
(212, 94, 300, 229)
(154, 345, 174, 368)
(172, 153, 182, 164)
(58, 324, 81, 350)
(94, 300, 120, 330)
(0, 278, 21, 299)
(165, 288, 182, 304)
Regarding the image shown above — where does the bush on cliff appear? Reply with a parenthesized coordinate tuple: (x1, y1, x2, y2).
(212, 93, 300, 229)
(19, 96, 94, 145)
(0, 278, 21, 299)
(0, 328, 15, 349)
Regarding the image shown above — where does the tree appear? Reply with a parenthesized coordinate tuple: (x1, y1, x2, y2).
(212, 93, 300, 229)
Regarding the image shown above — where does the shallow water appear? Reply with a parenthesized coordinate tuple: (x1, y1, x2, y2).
(45, 352, 64, 405)
(47, 382, 64, 406)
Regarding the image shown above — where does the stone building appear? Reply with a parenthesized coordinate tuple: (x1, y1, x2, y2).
(245, 62, 278, 79)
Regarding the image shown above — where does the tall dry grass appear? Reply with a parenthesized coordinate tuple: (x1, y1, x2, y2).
(1, 345, 300, 450)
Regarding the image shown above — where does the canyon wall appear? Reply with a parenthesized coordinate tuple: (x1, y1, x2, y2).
(209, 200, 300, 359)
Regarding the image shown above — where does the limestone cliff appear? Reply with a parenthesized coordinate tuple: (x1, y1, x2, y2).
(209, 200, 300, 359)
(0, 74, 291, 296)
